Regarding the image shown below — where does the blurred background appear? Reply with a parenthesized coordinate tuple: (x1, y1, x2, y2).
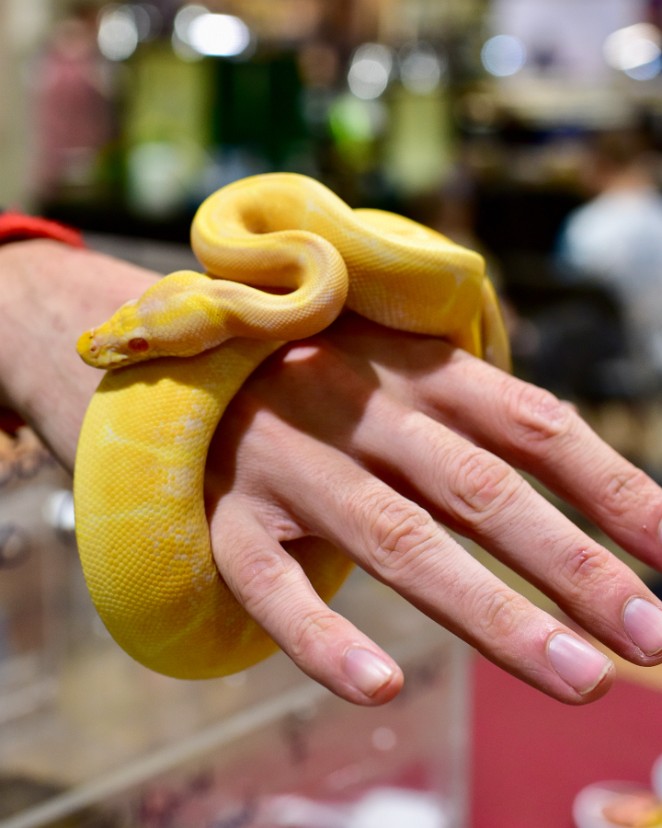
(5, 3, 662, 825)
(5, 0, 662, 471)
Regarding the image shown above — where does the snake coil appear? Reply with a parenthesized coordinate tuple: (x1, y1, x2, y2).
(74, 173, 509, 679)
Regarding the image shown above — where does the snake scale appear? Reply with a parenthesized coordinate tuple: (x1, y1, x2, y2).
(73, 172, 510, 679)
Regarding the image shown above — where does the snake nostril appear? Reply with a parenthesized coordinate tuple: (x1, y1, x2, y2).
(128, 337, 149, 353)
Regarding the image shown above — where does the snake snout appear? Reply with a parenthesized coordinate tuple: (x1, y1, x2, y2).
(76, 330, 98, 365)
(76, 329, 129, 369)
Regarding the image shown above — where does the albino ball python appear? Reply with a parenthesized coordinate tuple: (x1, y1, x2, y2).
(74, 172, 510, 679)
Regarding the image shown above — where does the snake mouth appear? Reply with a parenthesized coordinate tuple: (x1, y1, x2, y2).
(94, 350, 130, 368)
(76, 330, 129, 368)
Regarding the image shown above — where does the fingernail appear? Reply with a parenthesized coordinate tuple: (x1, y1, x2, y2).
(343, 647, 395, 697)
(547, 633, 613, 695)
(623, 597, 662, 656)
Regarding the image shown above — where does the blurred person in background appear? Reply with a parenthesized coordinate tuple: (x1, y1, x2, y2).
(29, 2, 115, 202)
(556, 128, 662, 395)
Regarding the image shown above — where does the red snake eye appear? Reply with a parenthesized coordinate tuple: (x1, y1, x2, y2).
(128, 337, 149, 352)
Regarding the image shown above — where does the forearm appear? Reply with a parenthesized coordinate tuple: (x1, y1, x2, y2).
(0, 239, 156, 469)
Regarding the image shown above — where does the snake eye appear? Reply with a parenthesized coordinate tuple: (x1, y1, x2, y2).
(128, 337, 149, 353)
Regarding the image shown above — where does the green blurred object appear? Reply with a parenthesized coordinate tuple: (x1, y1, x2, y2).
(123, 44, 214, 216)
(210, 53, 309, 167)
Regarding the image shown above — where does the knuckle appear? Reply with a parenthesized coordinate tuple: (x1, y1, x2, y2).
(554, 544, 625, 620)
(503, 380, 575, 452)
(232, 547, 297, 614)
(445, 448, 518, 524)
(286, 607, 340, 662)
(275, 337, 345, 384)
(559, 544, 610, 590)
(471, 587, 528, 641)
(361, 490, 436, 579)
(601, 467, 653, 519)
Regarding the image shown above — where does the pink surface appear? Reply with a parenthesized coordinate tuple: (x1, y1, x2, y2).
(471, 656, 662, 827)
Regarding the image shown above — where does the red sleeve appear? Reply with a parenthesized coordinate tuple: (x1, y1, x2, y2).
(0, 211, 84, 248)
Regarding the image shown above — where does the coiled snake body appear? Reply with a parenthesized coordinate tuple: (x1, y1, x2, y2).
(74, 173, 510, 679)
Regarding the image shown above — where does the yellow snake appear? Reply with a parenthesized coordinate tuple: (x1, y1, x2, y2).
(73, 172, 510, 680)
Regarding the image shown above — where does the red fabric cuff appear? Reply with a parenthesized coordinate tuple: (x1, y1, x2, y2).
(0, 211, 84, 248)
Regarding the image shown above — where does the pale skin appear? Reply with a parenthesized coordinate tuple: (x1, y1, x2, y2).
(3, 239, 662, 706)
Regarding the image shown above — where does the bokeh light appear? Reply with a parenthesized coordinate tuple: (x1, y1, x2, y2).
(173, 6, 251, 58)
(481, 34, 527, 78)
(399, 43, 445, 95)
(97, 4, 140, 61)
(603, 23, 662, 81)
(348, 43, 393, 100)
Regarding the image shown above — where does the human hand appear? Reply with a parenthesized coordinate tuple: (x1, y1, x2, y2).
(4, 240, 662, 708)
(204, 314, 662, 706)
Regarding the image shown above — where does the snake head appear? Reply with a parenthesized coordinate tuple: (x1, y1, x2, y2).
(77, 299, 153, 369)
(77, 271, 232, 370)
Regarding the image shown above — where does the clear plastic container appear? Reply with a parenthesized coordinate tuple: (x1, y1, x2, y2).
(0, 528, 470, 828)
(0, 436, 75, 727)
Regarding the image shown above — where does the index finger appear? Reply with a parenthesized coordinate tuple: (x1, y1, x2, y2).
(415, 349, 662, 571)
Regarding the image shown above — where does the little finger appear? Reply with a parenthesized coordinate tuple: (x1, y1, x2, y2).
(208, 496, 403, 706)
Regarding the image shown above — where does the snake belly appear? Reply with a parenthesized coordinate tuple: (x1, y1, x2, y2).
(73, 172, 510, 680)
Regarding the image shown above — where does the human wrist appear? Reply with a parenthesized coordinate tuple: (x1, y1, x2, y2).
(0, 240, 92, 461)
(0, 239, 157, 468)
(0, 212, 86, 415)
